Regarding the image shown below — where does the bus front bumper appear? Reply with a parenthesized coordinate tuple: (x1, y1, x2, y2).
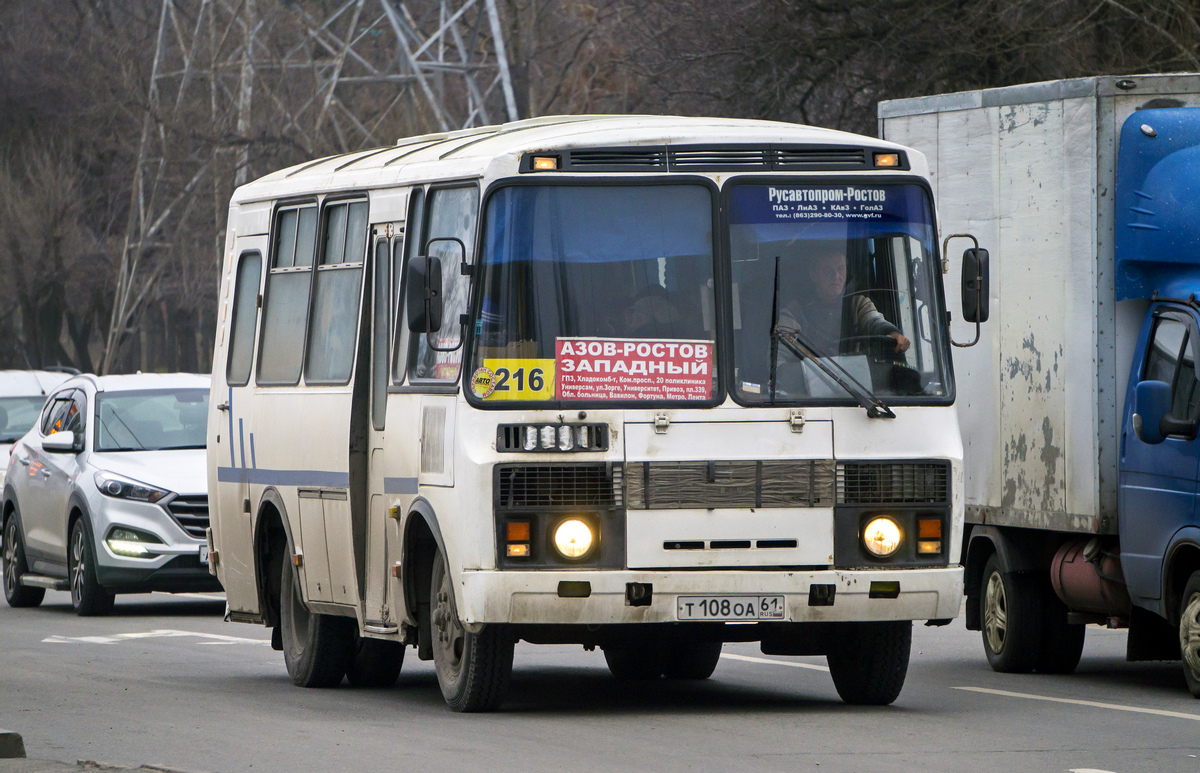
(457, 566, 963, 626)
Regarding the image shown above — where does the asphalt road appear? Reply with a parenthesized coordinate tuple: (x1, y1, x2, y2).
(2, 589, 1199, 773)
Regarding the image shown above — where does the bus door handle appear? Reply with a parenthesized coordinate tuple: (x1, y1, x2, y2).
(217, 402, 230, 412)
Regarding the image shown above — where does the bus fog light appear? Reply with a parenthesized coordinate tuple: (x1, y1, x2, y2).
(553, 519, 594, 559)
(862, 517, 902, 558)
(540, 425, 555, 449)
(558, 425, 574, 451)
(918, 540, 942, 554)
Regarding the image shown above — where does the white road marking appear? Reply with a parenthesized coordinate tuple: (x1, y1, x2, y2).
(954, 686, 1200, 722)
(149, 591, 225, 601)
(1069, 769, 1120, 773)
(42, 628, 269, 646)
(721, 652, 829, 672)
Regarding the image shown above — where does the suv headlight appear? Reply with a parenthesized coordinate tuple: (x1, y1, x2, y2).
(94, 471, 170, 503)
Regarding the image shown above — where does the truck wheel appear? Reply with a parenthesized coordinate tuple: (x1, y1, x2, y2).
(431, 551, 513, 712)
(603, 642, 665, 680)
(280, 556, 353, 687)
(826, 621, 911, 705)
(1036, 585, 1085, 674)
(346, 633, 404, 688)
(980, 554, 1042, 673)
(69, 518, 114, 617)
(1178, 572, 1200, 698)
(3, 511, 45, 608)
(662, 641, 723, 680)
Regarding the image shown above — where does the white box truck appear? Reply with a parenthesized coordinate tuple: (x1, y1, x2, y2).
(881, 74, 1200, 693)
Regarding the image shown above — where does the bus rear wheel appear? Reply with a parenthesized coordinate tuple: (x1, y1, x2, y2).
(280, 556, 353, 687)
(430, 551, 513, 712)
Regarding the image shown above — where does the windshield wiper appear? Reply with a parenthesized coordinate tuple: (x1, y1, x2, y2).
(772, 325, 896, 419)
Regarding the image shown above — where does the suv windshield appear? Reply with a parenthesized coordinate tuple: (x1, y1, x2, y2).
(468, 183, 717, 404)
(95, 388, 209, 452)
(727, 182, 950, 405)
(0, 396, 47, 443)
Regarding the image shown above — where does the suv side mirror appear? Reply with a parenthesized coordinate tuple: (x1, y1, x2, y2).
(962, 247, 990, 323)
(43, 431, 79, 454)
(406, 256, 443, 333)
(1133, 380, 1172, 444)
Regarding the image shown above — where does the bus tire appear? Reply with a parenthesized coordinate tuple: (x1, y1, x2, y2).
(431, 551, 513, 712)
(4, 510, 45, 608)
(662, 641, 723, 680)
(346, 634, 404, 688)
(826, 621, 911, 706)
(980, 553, 1042, 673)
(1178, 572, 1200, 698)
(280, 556, 353, 688)
(603, 643, 665, 680)
(1036, 584, 1085, 674)
(69, 518, 114, 617)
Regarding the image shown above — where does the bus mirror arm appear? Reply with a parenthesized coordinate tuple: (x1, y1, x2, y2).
(942, 234, 989, 348)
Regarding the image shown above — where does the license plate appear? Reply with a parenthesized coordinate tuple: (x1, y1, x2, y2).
(198, 545, 209, 565)
(676, 595, 785, 621)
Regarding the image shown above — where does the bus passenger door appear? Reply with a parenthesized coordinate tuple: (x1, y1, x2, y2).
(212, 239, 266, 615)
(364, 226, 403, 627)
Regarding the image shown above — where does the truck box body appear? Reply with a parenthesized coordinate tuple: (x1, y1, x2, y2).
(880, 75, 1200, 536)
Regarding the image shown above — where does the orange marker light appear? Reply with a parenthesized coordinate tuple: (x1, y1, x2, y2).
(506, 522, 531, 542)
(918, 518, 942, 539)
(874, 152, 901, 168)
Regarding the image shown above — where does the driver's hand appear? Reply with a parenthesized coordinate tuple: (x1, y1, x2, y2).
(888, 332, 911, 353)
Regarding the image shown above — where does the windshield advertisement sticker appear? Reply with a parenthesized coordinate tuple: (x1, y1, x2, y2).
(732, 185, 900, 224)
(555, 338, 713, 401)
(473, 359, 556, 401)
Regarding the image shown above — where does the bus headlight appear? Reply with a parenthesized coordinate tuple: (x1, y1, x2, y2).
(862, 517, 902, 558)
(552, 518, 595, 559)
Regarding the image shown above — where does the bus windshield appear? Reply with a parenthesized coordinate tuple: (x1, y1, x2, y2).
(469, 183, 717, 404)
(727, 182, 951, 405)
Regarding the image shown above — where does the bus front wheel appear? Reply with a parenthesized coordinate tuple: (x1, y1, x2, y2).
(280, 556, 353, 687)
(826, 621, 911, 705)
(430, 551, 513, 712)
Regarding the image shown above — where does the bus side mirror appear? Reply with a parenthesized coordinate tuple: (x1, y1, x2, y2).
(406, 256, 443, 333)
(961, 248, 989, 323)
(1133, 380, 1171, 444)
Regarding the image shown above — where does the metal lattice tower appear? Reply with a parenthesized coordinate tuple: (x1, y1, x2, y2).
(103, 0, 519, 371)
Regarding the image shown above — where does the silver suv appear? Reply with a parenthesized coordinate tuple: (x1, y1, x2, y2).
(2, 373, 220, 615)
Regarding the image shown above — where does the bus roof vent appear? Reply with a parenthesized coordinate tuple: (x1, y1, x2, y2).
(775, 146, 868, 170)
(668, 145, 771, 171)
(563, 147, 668, 171)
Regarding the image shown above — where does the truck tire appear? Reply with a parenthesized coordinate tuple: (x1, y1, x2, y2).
(826, 621, 911, 705)
(1178, 572, 1200, 698)
(603, 643, 665, 680)
(3, 511, 45, 608)
(662, 641, 723, 680)
(980, 554, 1042, 673)
(430, 551, 513, 712)
(1036, 585, 1085, 674)
(69, 518, 114, 617)
(346, 634, 404, 688)
(280, 556, 354, 688)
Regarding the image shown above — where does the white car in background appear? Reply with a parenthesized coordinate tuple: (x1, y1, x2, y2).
(2, 373, 220, 615)
(0, 370, 75, 491)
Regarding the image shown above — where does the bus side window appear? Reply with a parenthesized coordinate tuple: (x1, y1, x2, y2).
(226, 251, 263, 386)
(305, 200, 369, 384)
(258, 204, 318, 385)
(409, 185, 479, 382)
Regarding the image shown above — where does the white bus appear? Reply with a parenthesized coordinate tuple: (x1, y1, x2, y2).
(206, 115, 977, 712)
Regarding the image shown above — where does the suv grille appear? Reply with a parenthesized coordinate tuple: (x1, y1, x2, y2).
(495, 464, 622, 509)
(165, 495, 210, 538)
(836, 461, 949, 505)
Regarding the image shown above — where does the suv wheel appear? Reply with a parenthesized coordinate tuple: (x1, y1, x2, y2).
(69, 518, 114, 616)
(3, 512, 45, 608)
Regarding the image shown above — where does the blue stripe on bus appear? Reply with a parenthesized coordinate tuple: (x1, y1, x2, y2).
(383, 477, 419, 495)
(217, 467, 350, 488)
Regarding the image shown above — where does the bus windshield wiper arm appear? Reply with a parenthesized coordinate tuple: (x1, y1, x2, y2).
(772, 324, 896, 419)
